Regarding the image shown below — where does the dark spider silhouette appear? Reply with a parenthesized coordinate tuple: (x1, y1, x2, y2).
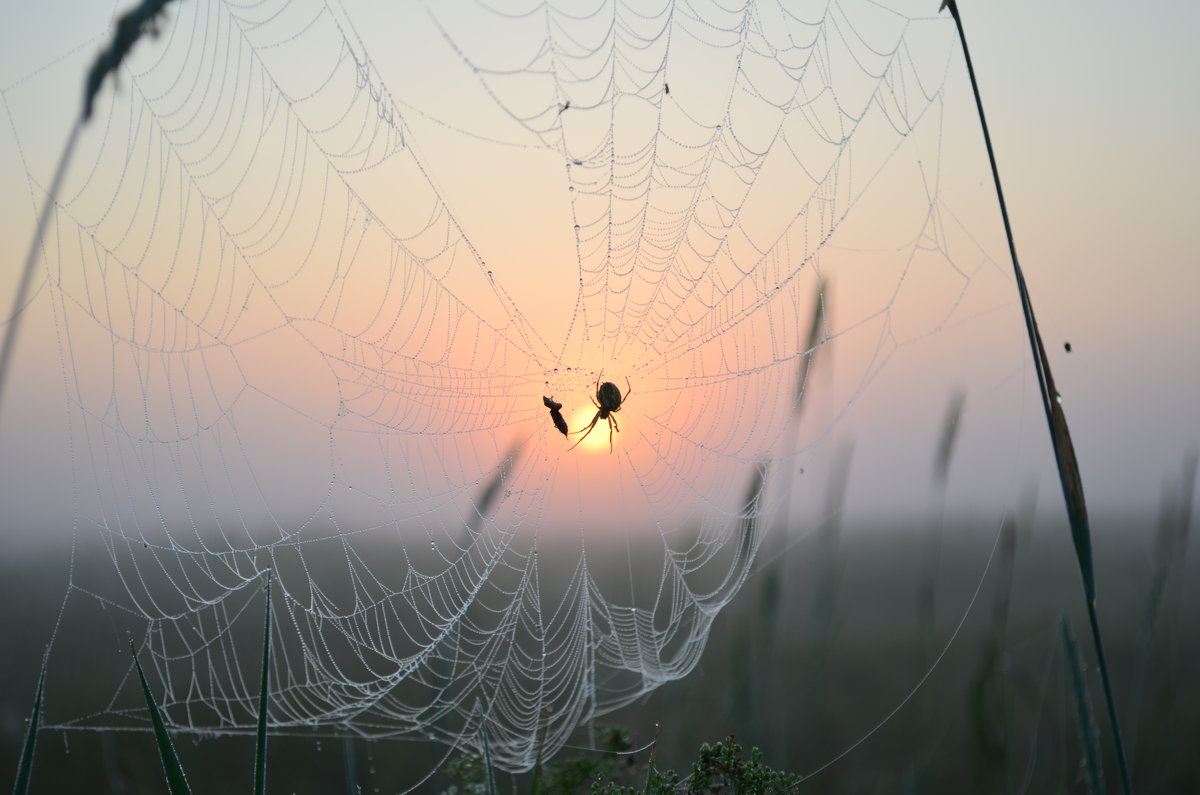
(569, 375, 631, 453)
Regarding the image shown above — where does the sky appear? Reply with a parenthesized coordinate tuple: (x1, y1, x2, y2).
(0, 0, 1197, 552)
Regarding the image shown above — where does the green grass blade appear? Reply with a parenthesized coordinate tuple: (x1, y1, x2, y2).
(254, 572, 272, 795)
(130, 639, 192, 795)
(1062, 617, 1105, 795)
(642, 725, 659, 794)
(12, 653, 47, 795)
(480, 717, 498, 795)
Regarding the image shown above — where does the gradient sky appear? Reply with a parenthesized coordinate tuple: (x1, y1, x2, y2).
(1, 0, 1197, 554)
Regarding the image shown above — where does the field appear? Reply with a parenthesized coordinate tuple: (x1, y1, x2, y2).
(3, 510, 1196, 792)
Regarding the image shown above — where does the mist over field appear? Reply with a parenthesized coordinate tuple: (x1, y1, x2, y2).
(2, 512, 1198, 791)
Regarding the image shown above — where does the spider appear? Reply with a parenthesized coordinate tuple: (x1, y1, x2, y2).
(569, 375, 631, 453)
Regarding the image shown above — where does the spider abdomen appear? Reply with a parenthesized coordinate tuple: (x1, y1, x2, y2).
(597, 381, 622, 412)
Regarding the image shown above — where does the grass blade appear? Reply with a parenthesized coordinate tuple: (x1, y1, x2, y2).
(480, 714, 498, 795)
(732, 463, 770, 740)
(254, 572, 272, 795)
(342, 736, 360, 795)
(941, 3, 1131, 792)
(737, 463, 767, 567)
(967, 515, 1017, 793)
(793, 278, 828, 420)
(1062, 617, 1105, 795)
(465, 443, 523, 542)
(130, 638, 192, 795)
(642, 724, 660, 794)
(932, 389, 966, 486)
(12, 652, 47, 795)
(529, 716, 545, 795)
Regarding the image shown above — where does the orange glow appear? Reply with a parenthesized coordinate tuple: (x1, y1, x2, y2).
(569, 404, 622, 453)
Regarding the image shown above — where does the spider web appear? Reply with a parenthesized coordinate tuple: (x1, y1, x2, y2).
(2, 0, 1032, 772)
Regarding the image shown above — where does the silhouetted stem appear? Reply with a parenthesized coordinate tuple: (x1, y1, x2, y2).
(940, 2, 1131, 793)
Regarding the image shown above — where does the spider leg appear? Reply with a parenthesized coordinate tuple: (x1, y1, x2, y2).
(568, 411, 601, 451)
(570, 411, 599, 436)
(622, 376, 632, 402)
(604, 415, 622, 452)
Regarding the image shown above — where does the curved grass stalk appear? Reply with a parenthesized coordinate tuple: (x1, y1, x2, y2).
(1, 1, 181, 422)
(940, 3, 1131, 792)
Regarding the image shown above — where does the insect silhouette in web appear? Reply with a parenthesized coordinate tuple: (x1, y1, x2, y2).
(569, 375, 632, 453)
(543, 396, 568, 437)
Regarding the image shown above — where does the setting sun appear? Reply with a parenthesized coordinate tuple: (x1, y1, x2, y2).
(569, 404, 621, 453)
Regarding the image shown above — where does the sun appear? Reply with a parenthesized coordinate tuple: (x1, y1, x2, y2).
(569, 406, 619, 453)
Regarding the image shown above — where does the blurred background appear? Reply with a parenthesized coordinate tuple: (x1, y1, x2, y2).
(1, 0, 1197, 791)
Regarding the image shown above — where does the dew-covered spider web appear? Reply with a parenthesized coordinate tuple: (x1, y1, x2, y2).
(3, 0, 1038, 773)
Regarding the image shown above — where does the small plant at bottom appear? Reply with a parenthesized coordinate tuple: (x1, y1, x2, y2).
(592, 735, 801, 794)
(442, 751, 490, 795)
(441, 731, 801, 794)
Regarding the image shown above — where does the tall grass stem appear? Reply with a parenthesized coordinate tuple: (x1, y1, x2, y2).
(4, 0, 182, 423)
(0, 122, 80, 425)
(940, 2, 1131, 791)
